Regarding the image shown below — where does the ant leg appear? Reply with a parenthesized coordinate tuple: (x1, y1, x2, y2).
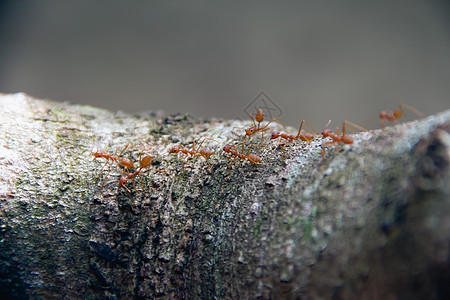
(139, 173, 145, 193)
(231, 125, 246, 139)
(321, 120, 335, 139)
(96, 160, 111, 178)
(150, 168, 170, 176)
(131, 176, 137, 191)
(296, 120, 317, 136)
(190, 140, 197, 153)
(279, 139, 294, 153)
(322, 141, 336, 147)
(118, 175, 132, 193)
(121, 184, 131, 193)
(264, 118, 287, 130)
(260, 118, 287, 138)
(194, 137, 219, 152)
(189, 151, 216, 177)
(135, 169, 149, 192)
(182, 156, 192, 169)
(203, 157, 214, 174)
(229, 144, 239, 152)
(113, 145, 134, 175)
(96, 146, 121, 185)
(343, 120, 368, 134)
(259, 126, 276, 143)
(242, 112, 259, 146)
(121, 170, 137, 193)
(99, 177, 117, 190)
(241, 137, 248, 154)
(322, 120, 332, 132)
(99, 176, 111, 190)
(117, 144, 130, 157)
(249, 113, 258, 128)
(171, 145, 187, 169)
(365, 114, 376, 129)
(225, 157, 239, 174)
(245, 143, 269, 156)
(275, 141, 287, 159)
(202, 137, 220, 145)
(190, 150, 216, 176)
(98, 160, 120, 189)
(96, 147, 123, 188)
(399, 103, 424, 117)
(321, 141, 337, 158)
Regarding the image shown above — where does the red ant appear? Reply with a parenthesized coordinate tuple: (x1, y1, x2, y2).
(271, 120, 317, 152)
(169, 137, 217, 173)
(92, 144, 135, 187)
(321, 120, 367, 146)
(241, 108, 286, 150)
(118, 152, 169, 193)
(92, 144, 128, 172)
(223, 143, 267, 172)
(378, 103, 423, 128)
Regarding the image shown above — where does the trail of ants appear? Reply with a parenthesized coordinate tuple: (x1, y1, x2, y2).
(93, 145, 171, 192)
(91, 105, 424, 192)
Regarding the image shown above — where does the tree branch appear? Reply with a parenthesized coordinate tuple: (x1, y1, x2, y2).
(0, 93, 449, 299)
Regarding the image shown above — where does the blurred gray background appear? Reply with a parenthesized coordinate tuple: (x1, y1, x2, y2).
(0, 0, 449, 130)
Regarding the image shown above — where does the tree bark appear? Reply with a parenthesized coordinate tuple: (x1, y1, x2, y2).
(0, 93, 449, 299)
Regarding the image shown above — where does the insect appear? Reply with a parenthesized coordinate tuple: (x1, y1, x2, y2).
(241, 108, 286, 148)
(92, 144, 135, 187)
(169, 137, 218, 174)
(92, 144, 127, 172)
(321, 120, 367, 146)
(378, 103, 423, 128)
(118, 151, 169, 192)
(223, 143, 267, 172)
(271, 119, 317, 152)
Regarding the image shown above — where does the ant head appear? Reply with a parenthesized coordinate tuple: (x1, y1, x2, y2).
(271, 131, 280, 139)
(223, 144, 232, 152)
(169, 146, 180, 154)
(119, 176, 128, 186)
(200, 148, 214, 157)
(91, 150, 103, 159)
(245, 128, 256, 136)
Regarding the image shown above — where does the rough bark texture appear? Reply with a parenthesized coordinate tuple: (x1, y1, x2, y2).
(0, 93, 449, 299)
